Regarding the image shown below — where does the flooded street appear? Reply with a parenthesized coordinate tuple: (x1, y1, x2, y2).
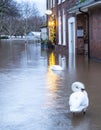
(0, 40, 101, 130)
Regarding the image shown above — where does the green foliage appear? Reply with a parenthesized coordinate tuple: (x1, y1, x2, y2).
(41, 39, 48, 44)
(49, 24, 56, 44)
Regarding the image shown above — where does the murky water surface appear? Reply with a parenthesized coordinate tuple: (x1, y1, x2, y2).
(0, 40, 101, 130)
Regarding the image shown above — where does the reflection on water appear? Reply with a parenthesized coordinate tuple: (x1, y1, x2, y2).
(49, 52, 67, 71)
(71, 116, 90, 130)
(0, 40, 101, 130)
(49, 52, 56, 66)
(68, 53, 76, 72)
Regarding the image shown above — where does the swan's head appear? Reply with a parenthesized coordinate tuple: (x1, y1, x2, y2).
(71, 81, 85, 92)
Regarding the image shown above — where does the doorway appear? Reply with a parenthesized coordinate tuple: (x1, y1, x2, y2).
(68, 17, 76, 54)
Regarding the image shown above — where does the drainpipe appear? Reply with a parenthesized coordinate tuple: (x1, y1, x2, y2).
(79, 8, 90, 59)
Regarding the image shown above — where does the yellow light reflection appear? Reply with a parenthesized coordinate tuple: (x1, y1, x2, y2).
(45, 53, 63, 109)
(45, 69, 61, 108)
(47, 68, 60, 92)
(49, 52, 56, 66)
(47, 52, 62, 93)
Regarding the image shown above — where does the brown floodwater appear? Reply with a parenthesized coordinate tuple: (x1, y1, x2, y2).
(0, 39, 101, 130)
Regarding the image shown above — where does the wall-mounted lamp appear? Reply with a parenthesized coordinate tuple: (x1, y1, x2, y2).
(48, 21, 55, 27)
(45, 9, 52, 15)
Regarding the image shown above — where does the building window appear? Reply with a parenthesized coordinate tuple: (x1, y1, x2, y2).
(58, 0, 61, 4)
(47, 0, 53, 9)
(47, 0, 56, 9)
(62, 9, 66, 46)
(58, 11, 62, 45)
(50, 0, 53, 8)
(53, 0, 55, 7)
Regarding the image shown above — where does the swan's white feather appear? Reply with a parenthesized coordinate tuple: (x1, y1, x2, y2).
(69, 82, 89, 113)
(51, 65, 63, 71)
(69, 90, 89, 113)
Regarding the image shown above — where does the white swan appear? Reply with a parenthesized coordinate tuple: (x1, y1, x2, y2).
(69, 81, 89, 114)
(71, 81, 85, 92)
(50, 65, 63, 71)
(50, 57, 65, 71)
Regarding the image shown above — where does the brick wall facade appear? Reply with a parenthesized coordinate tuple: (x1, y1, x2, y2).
(76, 14, 88, 54)
(53, 0, 88, 55)
(54, 0, 78, 53)
(47, 0, 101, 60)
(89, 6, 101, 60)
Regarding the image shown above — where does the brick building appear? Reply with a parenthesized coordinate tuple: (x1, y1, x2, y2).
(46, 0, 101, 60)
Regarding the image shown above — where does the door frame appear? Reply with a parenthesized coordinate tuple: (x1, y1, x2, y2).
(68, 17, 76, 54)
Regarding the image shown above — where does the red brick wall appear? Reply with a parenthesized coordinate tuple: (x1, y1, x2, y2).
(76, 14, 88, 54)
(89, 6, 101, 60)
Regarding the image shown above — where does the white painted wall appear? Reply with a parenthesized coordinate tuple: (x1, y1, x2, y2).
(68, 17, 76, 54)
